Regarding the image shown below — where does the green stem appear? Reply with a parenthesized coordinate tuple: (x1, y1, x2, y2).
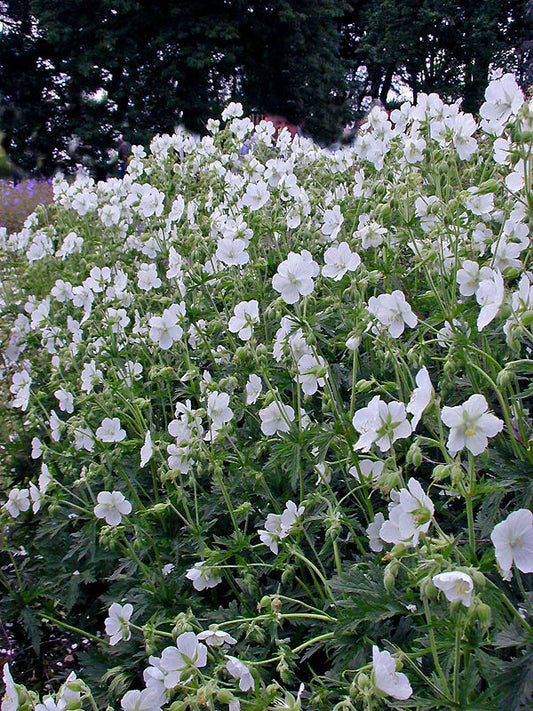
(515, 568, 533, 618)
(39, 613, 107, 645)
(292, 631, 335, 655)
(453, 624, 461, 703)
(422, 597, 451, 697)
(122, 536, 157, 593)
(289, 546, 334, 600)
(466, 453, 476, 556)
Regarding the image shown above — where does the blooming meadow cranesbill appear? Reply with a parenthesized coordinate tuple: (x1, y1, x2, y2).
(1, 74, 533, 709)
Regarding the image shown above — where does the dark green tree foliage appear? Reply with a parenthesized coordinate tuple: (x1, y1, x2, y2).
(0, 0, 531, 174)
(340, 0, 532, 114)
(237, 0, 350, 144)
(0, 1, 57, 173)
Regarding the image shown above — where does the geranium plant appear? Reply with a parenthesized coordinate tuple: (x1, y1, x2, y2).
(1, 77, 533, 710)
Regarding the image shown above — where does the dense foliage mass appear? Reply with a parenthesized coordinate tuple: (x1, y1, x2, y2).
(0, 0, 531, 174)
(1, 74, 533, 710)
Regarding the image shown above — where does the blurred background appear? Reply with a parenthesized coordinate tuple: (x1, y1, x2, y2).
(0, 0, 532, 179)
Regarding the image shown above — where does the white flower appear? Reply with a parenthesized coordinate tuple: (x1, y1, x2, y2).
(94, 490, 132, 526)
(350, 459, 384, 483)
(448, 113, 478, 160)
(159, 633, 208, 687)
(372, 646, 412, 700)
(117, 360, 143, 386)
(259, 400, 295, 436)
(207, 391, 233, 428)
(245, 374, 262, 405)
(197, 628, 237, 647)
(140, 431, 153, 468)
(10, 369, 31, 411)
(29, 482, 43, 514)
(31, 437, 43, 459)
(356, 219, 387, 249)
(225, 656, 255, 692)
(228, 300, 259, 341)
(216, 236, 249, 267)
(168, 195, 185, 222)
(367, 290, 417, 338)
(379, 478, 434, 547)
(432, 571, 474, 607)
(137, 185, 165, 218)
(258, 500, 304, 555)
(366, 512, 386, 552)
(242, 180, 269, 211)
(456, 259, 482, 297)
(149, 304, 184, 350)
(222, 101, 243, 121)
(137, 263, 161, 291)
(49, 409, 62, 442)
(406, 366, 433, 430)
(352, 397, 412, 452)
(2, 663, 19, 711)
(322, 242, 360, 280)
(491, 509, 533, 577)
(272, 250, 319, 304)
(81, 360, 103, 393)
(120, 689, 164, 711)
(465, 188, 494, 216)
(480, 73, 524, 133)
(54, 387, 74, 414)
(441, 394, 503, 456)
(96, 417, 127, 443)
(185, 561, 222, 591)
(57, 671, 82, 709)
(321, 205, 344, 241)
(5, 488, 30, 518)
(39, 463, 51, 494)
(51, 278, 73, 303)
(476, 269, 504, 331)
(35, 696, 65, 711)
(296, 353, 327, 395)
(105, 602, 133, 645)
(73, 426, 95, 452)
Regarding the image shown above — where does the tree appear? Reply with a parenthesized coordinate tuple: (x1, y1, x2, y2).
(237, 0, 351, 144)
(0, 0, 531, 175)
(340, 0, 532, 115)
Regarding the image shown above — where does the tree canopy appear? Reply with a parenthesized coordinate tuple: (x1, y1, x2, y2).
(0, 0, 531, 174)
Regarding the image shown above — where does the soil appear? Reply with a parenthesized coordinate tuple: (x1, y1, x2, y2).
(0, 619, 92, 694)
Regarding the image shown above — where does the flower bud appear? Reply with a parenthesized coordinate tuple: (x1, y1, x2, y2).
(355, 672, 371, 692)
(470, 569, 486, 588)
(419, 575, 437, 600)
(383, 559, 399, 592)
(234, 345, 248, 362)
(235, 501, 252, 516)
(432, 464, 450, 482)
(355, 379, 373, 393)
(472, 600, 492, 625)
(406, 441, 422, 468)
(477, 179, 498, 194)
(450, 464, 465, 487)
(216, 690, 234, 704)
(172, 611, 194, 637)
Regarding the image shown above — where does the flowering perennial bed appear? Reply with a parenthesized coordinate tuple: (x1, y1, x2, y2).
(1, 74, 533, 710)
(0, 180, 53, 235)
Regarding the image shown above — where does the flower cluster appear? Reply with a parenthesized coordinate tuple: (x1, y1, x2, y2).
(1, 74, 533, 710)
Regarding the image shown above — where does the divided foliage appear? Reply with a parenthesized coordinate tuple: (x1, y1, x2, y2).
(1, 79, 533, 709)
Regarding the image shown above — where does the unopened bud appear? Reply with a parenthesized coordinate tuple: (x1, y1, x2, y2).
(383, 559, 399, 592)
(356, 672, 371, 691)
(419, 576, 437, 600)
